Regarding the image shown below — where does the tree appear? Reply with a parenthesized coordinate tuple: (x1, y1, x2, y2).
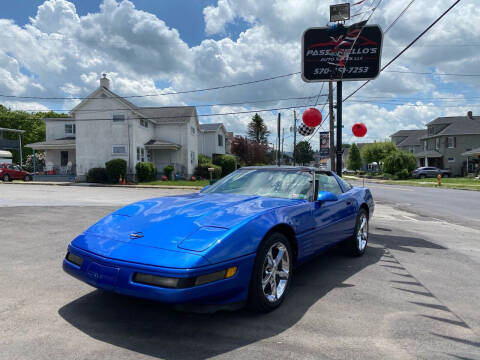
(347, 143, 362, 170)
(231, 136, 269, 166)
(0, 104, 67, 164)
(247, 113, 270, 144)
(293, 141, 314, 165)
(383, 150, 416, 178)
(360, 141, 397, 169)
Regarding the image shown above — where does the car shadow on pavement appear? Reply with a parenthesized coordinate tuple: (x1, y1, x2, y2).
(59, 243, 385, 359)
(369, 233, 447, 253)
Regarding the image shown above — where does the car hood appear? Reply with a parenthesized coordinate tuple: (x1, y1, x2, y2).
(73, 193, 302, 255)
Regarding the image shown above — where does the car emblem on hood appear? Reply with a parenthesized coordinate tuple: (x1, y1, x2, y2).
(130, 232, 144, 239)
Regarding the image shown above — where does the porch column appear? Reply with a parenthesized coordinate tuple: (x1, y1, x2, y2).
(425, 157, 428, 167)
(18, 133, 22, 166)
(33, 149, 36, 176)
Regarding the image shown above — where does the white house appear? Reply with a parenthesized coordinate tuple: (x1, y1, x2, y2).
(198, 123, 229, 159)
(27, 75, 204, 179)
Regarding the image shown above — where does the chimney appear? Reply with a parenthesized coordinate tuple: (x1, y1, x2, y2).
(100, 73, 110, 89)
(467, 111, 474, 120)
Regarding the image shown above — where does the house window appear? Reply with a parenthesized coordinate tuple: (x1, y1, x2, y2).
(113, 113, 126, 122)
(435, 138, 440, 150)
(447, 137, 455, 148)
(139, 119, 148, 128)
(428, 126, 434, 135)
(191, 151, 195, 164)
(65, 124, 76, 135)
(191, 126, 195, 134)
(112, 145, 127, 155)
(147, 150, 152, 162)
(136, 147, 145, 162)
(448, 157, 455, 162)
(218, 134, 223, 147)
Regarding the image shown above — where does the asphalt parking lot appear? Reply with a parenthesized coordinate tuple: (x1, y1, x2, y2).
(1, 184, 479, 360)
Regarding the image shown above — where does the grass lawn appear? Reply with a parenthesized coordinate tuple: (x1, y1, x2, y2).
(140, 180, 210, 187)
(344, 175, 480, 191)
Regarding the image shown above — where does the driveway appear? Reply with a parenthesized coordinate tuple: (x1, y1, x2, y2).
(1, 184, 479, 359)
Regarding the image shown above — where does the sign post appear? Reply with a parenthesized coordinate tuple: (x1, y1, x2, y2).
(301, 21, 383, 176)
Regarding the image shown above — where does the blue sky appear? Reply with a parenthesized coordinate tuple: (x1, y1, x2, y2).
(0, 0, 479, 148)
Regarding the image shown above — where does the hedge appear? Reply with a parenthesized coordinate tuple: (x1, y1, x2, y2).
(163, 165, 174, 180)
(86, 167, 108, 183)
(105, 158, 127, 183)
(194, 164, 222, 179)
(136, 162, 157, 182)
(198, 154, 211, 165)
(213, 154, 236, 177)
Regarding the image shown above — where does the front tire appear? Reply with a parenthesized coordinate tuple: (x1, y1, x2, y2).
(248, 232, 293, 312)
(2, 174, 10, 182)
(345, 208, 369, 257)
(419, 174, 426, 179)
(24, 175, 32, 181)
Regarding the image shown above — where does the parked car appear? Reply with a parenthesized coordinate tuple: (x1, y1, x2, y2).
(0, 163, 33, 182)
(413, 167, 452, 179)
(63, 166, 374, 312)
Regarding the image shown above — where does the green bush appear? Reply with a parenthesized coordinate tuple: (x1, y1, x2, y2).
(105, 159, 127, 183)
(163, 165, 174, 180)
(383, 150, 416, 176)
(86, 167, 108, 183)
(395, 168, 410, 180)
(136, 162, 157, 182)
(213, 154, 236, 177)
(194, 164, 222, 179)
(198, 154, 211, 165)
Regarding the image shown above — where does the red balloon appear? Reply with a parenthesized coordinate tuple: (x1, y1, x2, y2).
(302, 108, 323, 127)
(352, 122, 367, 137)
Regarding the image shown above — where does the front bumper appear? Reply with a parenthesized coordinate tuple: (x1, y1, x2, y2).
(63, 245, 256, 305)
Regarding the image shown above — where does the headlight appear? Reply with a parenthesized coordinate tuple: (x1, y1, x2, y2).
(133, 266, 238, 289)
(66, 252, 83, 267)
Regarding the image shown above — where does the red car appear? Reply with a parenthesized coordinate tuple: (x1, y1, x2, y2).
(0, 163, 33, 182)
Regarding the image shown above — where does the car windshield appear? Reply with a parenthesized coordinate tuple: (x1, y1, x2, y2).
(203, 169, 312, 200)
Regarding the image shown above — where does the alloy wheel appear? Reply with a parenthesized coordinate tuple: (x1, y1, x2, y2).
(357, 213, 368, 251)
(262, 242, 290, 303)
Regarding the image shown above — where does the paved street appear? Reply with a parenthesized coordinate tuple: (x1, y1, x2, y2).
(1, 184, 479, 359)
(351, 179, 480, 230)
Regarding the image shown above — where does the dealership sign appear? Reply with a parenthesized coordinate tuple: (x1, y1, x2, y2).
(302, 24, 383, 82)
(319, 132, 330, 157)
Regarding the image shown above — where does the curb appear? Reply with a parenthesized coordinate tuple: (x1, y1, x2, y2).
(3, 181, 203, 190)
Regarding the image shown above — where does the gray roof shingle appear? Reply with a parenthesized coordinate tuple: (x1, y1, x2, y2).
(422, 115, 480, 138)
(199, 123, 223, 131)
(391, 129, 427, 146)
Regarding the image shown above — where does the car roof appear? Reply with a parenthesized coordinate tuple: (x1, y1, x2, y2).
(240, 165, 332, 173)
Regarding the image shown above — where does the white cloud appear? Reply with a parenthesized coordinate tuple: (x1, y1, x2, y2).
(0, 0, 479, 145)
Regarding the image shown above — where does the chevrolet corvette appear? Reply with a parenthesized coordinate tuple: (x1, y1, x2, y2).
(63, 166, 374, 312)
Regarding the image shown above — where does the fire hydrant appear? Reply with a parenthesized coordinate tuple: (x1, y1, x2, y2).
(437, 173, 442, 186)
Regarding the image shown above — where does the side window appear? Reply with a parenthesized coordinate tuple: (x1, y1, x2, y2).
(316, 173, 343, 195)
(339, 177, 352, 191)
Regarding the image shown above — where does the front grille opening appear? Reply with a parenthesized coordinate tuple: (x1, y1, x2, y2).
(66, 252, 83, 267)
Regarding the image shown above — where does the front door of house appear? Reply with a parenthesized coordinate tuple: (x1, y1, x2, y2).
(61, 151, 68, 167)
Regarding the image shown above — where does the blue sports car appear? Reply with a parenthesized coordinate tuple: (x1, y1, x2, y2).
(63, 166, 374, 312)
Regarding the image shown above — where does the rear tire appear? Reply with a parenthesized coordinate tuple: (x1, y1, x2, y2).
(2, 174, 10, 182)
(419, 174, 426, 179)
(345, 208, 369, 257)
(24, 175, 32, 182)
(248, 232, 293, 312)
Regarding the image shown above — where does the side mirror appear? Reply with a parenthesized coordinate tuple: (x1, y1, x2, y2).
(201, 185, 210, 192)
(317, 191, 338, 202)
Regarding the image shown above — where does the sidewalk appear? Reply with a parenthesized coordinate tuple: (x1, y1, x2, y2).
(2, 181, 203, 190)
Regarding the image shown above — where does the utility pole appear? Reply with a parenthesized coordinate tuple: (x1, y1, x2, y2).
(328, 81, 335, 172)
(281, 128, 285, 165)
(293, 110, 297, 165)
(336, 81, 343, 177)
(277, 113, 281, 166)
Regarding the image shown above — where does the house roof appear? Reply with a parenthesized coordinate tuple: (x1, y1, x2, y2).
(68, 85, 197, 125)
(414, 150, 443, 158)
(26, 138, 76, 150)
(421, 115, 480, 139)
(462, 147, 480, 156)
(390, 129, 427, 146)
(144, 139, 181, 150)
(199, 123, 226, 132)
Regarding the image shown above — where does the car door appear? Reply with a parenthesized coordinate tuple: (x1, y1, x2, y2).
(6, 164, 18, 179)
(336, 176, 358, 237)
(310, 172, 349, 251)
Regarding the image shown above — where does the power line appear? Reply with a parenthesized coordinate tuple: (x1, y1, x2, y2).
(344, 0, 462, 102)
(0, 72, 301, 100)
(384, 0, 416, 34)
(384, 70, 480, 77)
